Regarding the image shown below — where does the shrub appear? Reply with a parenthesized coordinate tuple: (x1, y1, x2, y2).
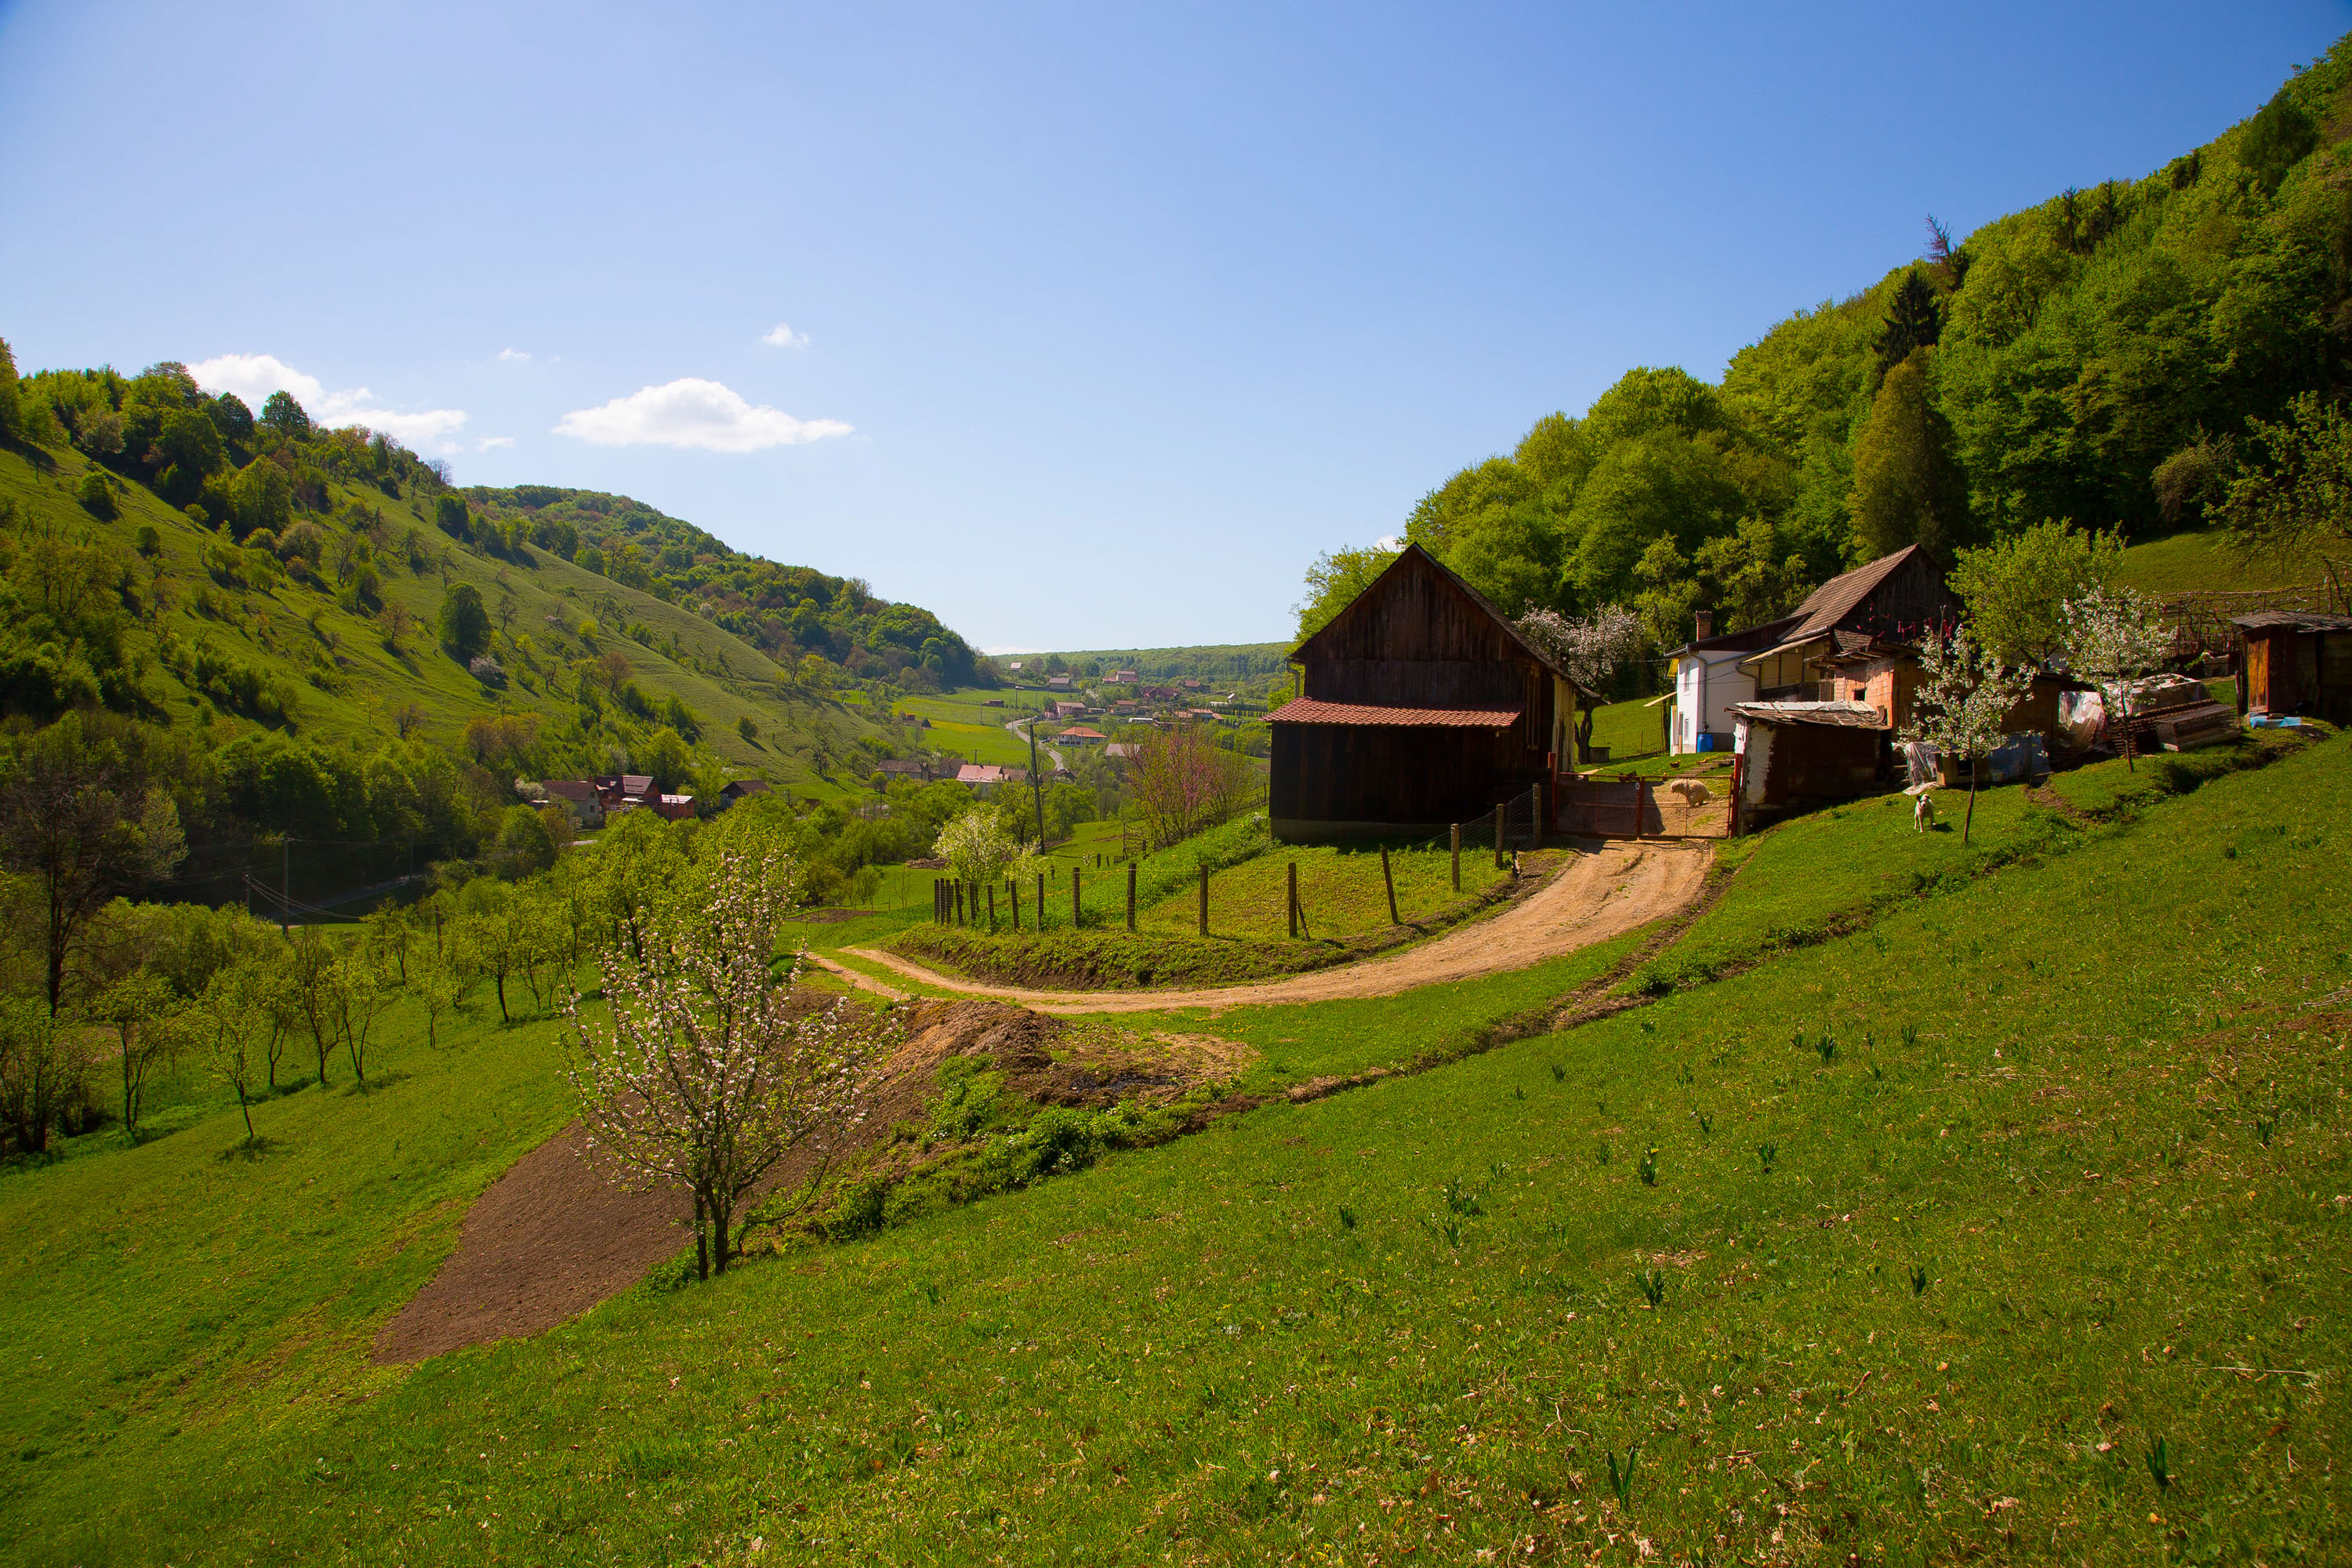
(77, 473, 116, 520)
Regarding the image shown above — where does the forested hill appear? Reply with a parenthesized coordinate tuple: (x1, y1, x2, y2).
(0, 350, 987, 902)
(1315, 34, 2352, 651)
(456, 484, 985, 689)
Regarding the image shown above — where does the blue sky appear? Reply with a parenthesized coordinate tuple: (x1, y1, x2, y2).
(3, 2, 2344, 652)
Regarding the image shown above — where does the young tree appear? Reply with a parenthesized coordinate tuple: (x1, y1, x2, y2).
(1131, 724, 1255, 849)
(1949, 521, 2121, 665)
(333, 949, 391, 1083)
(186, 964, 270, 1145)
(2062, 586, 2172, 772)
(935, 808, 1025, 926)
(565, 843, 900, 1278)
(1515, 604, 1640, 760)
(412, 946, 467, 1051)
(1900, 626, 2034, 845)
(285, 926, 343, 1084)
(90, 970, 179, 1140)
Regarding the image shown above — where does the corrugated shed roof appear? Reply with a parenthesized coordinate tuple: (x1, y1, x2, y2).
(1731, 700, 1888, 729)
(2231, 611, 2352, 631)
(1265, 699, 1524, 728)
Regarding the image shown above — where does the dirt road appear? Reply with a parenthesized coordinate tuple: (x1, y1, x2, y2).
(829, 840, 1710, 1014)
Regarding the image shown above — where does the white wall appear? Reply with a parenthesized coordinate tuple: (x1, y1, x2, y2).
(1671, 651, 1758, 754)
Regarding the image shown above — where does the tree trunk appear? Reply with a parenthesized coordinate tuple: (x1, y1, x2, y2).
(693, 1189, 710, 1280)
(121, 1033, 136, 1139)
(493, 971, 510, 1023)
(238, 1088, 256, 1143)
(1963, 767, 1978, 845)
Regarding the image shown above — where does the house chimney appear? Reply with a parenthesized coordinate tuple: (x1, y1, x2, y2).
(1693, 609, 1715, 641)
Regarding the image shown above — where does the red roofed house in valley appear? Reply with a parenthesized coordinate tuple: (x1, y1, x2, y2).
(1269, 543, 1596, 841)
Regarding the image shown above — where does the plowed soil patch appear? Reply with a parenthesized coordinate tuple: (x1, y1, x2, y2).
(372, 1000, 1251, 1363)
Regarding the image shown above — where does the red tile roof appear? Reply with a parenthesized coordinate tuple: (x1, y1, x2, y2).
(1266, 699, 1523, 728)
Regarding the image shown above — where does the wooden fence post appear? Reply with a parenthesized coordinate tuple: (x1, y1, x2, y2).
(1381, 844, 1399, 926)
(1011, 879, 1021, 931)
(1492, 804, 1505, 869)
(1072, 868, 1082, 929)
(1287, 861, 1299, 938)
(1126, 862, 1138, 932)
(1450, 824, 1461, 892)
(1197, 863, 1209, 936)
(986, 884, 996, 931)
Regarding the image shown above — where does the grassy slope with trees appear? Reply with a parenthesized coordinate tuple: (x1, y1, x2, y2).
(0, 350, 1007, 903)
(2, 730, 2343, 1563)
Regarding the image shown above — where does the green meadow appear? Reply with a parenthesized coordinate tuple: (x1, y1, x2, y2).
(0, 728, 2343, 1563)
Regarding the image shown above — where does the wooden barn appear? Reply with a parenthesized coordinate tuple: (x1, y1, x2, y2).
(1268, 545, 1596, 841)
(2234, 611, 2352, 724)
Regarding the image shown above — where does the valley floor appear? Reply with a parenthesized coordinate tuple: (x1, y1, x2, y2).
(2, 732, 2347, 1565)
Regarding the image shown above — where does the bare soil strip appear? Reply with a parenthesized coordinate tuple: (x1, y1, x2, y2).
(372, 1003, 1253, 1362)
(829, 840, 1711, 1014)
(370, 1123, 690, 1364)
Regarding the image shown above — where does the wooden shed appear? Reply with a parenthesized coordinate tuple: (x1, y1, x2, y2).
(2234, 611, 2352, 724)
(1269, 545, 1596, 841)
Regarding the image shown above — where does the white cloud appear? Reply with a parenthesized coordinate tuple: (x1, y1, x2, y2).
(475, 435, 516, 450)
(1376, 535, 1406, 551)
(190, 353, 325, 408)
(497, 348, 531, 362)
(191, 352, 466, 450)
(760, 322, 810, 350)
(553, 378, 851, 453)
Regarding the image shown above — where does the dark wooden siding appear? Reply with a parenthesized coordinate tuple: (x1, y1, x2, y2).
(1850, 553, 1958, 638)
(1755, 724, 1882, 808)
(1271, 724, 1513, 826)
(1274, 548, 1559, 832)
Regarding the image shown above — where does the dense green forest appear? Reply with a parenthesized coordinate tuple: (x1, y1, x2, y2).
(1303, 37, 2352, 652)
(0, 350, 993, 907)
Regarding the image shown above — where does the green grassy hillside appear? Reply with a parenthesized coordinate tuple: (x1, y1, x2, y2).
(2111, 526, 2332, 598)
(3, 731, 2344, 1562)
(0, 440, 890, 798)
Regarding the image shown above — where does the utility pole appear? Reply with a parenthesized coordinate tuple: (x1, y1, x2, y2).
(1027, 716, 1046, 845)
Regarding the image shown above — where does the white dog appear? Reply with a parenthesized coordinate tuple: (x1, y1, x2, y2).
(1912, 791, 1937, 833)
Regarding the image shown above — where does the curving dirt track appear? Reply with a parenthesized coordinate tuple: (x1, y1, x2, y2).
(828, 839, 1710, 1014)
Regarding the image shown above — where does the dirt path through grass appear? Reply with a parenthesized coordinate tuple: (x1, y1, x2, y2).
(829, 840, 1710, 1014)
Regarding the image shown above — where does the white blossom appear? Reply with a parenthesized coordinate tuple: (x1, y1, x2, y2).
(564, 840, 901, 1277)
(1516, 604, 1642, 691)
